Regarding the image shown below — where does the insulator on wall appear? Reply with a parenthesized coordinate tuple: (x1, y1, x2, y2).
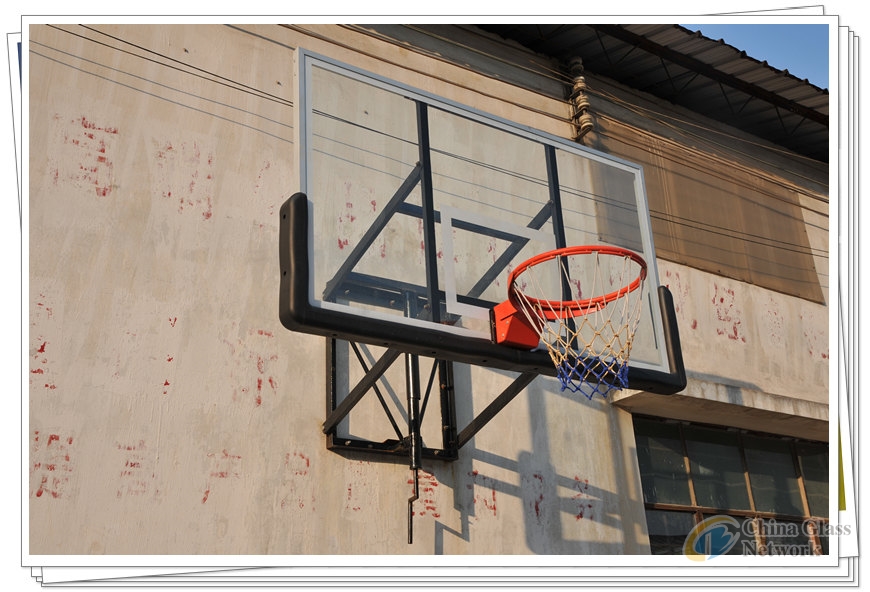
(568, 58, 594, 141)
(575, 112, 595, 137)
(571, 76, 587, 99)
(573, 94, 590, 112)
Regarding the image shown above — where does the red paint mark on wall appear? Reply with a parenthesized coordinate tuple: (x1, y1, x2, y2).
(31, 338, 55, 390)
(571, 476, 596, 521)
(664, 269, 686, 312)
(36, 296, 54, 319)
(408, 470, 440, 518)
(252, 162, 283, 232)
(335, 199, 359, 254)
(342, 460, 374, 514)
(33, 292, 56, 345)
(762, 297, 786, 348)
(280, 451, 316, 511)
(254, 161, 272, 193)
(202, 449, 242, 503)
(154, 140, 215, 220)
(285, 452, 310, 476)
(80, 116, 118, 134)
(520, 471, 547, 523)
(467, 469, 498, 517)
(31, 430, 74, 499)
(208, 449, 242, 477)
(801, 313, 829, 360)
(664, 269, 697, 329)
(48, 114, 118, 197)
(570, 278, 583, 299)
(346, 485, 361, 512)
(224, 328, 279, 406)
(712, 284, 746, 342)
(115, 440, 157, 499)
(531, 473, 544, 519)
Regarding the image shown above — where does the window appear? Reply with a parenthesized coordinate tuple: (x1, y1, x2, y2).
(634, 416, 829, 555)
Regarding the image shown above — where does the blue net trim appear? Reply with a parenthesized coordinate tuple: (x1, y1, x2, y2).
(556, 355, 630, 400)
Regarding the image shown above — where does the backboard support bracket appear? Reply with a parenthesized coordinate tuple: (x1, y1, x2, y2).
(324, 337, 461, 462)
(322, 338, 545, 463)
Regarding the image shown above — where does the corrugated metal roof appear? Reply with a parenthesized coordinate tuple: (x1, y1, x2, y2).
(477, 24, 829, 162)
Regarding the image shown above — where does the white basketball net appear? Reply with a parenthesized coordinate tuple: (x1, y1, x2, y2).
(510, 248, 646, 399)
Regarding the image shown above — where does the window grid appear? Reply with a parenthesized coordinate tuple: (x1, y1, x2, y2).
(737, 433, 758, 514)
(790, 441, 814, 518)
(635, 416, 829, 555)
(678, 426, 698, 508)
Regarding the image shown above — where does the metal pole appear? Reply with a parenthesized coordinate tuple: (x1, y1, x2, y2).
(406, 350, 423, 544)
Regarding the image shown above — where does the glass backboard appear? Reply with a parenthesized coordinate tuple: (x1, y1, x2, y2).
(281, 50, 684, 392)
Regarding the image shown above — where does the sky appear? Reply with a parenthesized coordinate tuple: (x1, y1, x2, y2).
(681, 24, 830, 89)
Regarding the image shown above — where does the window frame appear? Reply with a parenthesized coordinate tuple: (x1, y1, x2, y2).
(633, 415, 829, 555)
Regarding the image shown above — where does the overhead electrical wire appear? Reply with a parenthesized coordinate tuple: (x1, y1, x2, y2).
(311, 109, 828, 262)
(68, 24, 294, 108)
(34, 23, 829, 270)
(342, 24, 830, 204)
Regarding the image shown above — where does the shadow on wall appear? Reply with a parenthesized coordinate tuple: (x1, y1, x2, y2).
(325, 341, 647, 553)
(432, 368, 646, 554)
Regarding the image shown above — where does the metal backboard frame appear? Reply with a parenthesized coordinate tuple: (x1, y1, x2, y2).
(288, 50, 682, 379)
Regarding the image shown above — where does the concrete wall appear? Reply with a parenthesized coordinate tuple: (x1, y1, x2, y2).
(27, 23, 828, 557)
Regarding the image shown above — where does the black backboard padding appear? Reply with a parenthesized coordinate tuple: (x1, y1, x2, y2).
(279, 192, 686, 395)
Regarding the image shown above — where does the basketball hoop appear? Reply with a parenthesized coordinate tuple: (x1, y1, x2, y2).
(491, 245, 647, 399)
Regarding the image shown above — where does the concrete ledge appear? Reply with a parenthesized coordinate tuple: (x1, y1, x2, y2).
(611, 375, 829, 442)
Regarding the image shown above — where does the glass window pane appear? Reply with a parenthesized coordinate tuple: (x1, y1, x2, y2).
(756, 519, 813, 555)
(645, 510, 695, 555)
(743, 435, 804, 516)
(810, 520, 830, 555)
(698, 514, 756, 556)
(684, 426, 751, 510)
(796, 441, 829, 518)
(634, 418, 691, 505)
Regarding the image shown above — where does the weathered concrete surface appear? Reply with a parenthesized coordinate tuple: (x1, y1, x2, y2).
(27, 23, 828, 557)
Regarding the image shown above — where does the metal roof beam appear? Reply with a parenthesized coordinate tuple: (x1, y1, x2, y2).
(589, 24, 828, 127)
